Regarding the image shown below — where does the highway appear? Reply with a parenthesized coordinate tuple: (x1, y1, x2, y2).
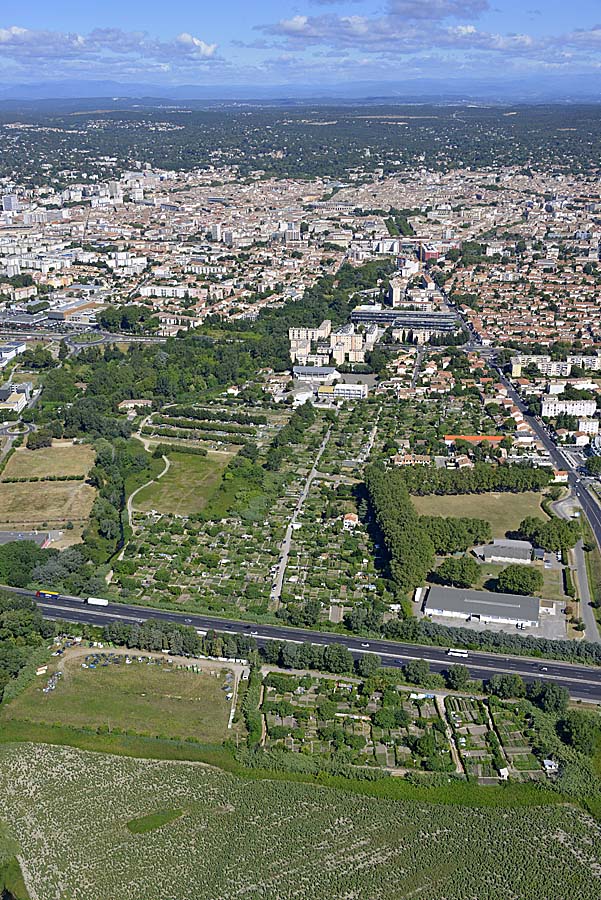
(4, 585, 601, 703)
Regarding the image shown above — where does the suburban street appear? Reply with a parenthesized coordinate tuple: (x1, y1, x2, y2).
(4, 585, 601, 703)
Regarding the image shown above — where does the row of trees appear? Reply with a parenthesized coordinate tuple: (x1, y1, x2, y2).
(100, 619, 382, 680)
(364, 463, 435, 595)
(399, 463, 553, 496)
(168, 405, 267, 426)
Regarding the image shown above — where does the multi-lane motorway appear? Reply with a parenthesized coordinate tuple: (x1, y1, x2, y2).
(4, 585, 600, 703)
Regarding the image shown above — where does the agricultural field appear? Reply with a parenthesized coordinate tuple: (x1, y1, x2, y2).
(134, 450, 232, 516)
(1, 742, 600, 900)
(0, 441, 95, 480)
(0, 480, 95, 529)
(413, 491, 547, 538)
(0, 651, 237, 745)
(262, 673, 454, 773)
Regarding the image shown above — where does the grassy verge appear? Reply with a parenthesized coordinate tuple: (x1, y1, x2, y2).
(126, 808, 184, 834)
(581, 518, 601, 625)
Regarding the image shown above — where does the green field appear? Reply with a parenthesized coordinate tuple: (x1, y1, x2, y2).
(0, 656, 234, 744)
(413, 491, 547, 538)
(0, 743, 600, 900)
(134, 451, 231, 515)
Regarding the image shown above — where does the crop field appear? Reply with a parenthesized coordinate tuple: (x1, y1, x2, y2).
(134, 451, 232, 515)
(0, 442, 95, 480)
(0, 480, 95, 528)
(412, 491, 547, 538)
(0, 742, 600, 900)
(0, 653, 235, 744)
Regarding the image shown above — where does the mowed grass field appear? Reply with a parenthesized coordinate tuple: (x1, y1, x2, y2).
(412, 491, 547, 538)
(0, 481, 95, 527)
(135, 451, 231, 516)
(1, 442, 95, 480)
(1, 656, 233, 744)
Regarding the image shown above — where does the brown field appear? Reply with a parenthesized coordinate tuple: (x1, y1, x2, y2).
(0, 481, 96, 527)
(1, 442, 95, 480)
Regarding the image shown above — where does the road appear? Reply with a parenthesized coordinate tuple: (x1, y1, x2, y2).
(552, 494, 601, 642)
(5, 585, 601, 703)
(454, 305, 601, 640)
(271, 427, 332, 604)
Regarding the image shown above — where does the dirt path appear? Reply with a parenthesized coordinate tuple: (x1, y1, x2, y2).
(126, 453, 170, 533)
(436, 694, 464, 775)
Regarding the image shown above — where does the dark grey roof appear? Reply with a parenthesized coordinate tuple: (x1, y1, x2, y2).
(425, 585, 540, 622)
(293, 366, 337, 376)
(482, 543, 532, 560)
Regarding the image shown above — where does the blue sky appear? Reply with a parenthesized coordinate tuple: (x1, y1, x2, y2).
(1, 1, 601, 85)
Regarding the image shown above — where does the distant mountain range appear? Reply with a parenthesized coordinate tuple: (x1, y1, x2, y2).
(0, 75, 599, 105)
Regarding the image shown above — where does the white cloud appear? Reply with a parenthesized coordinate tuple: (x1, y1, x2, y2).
(176, 33, 217, 58)
(0, 25, 220, 75)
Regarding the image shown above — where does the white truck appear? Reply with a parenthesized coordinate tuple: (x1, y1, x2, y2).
(86, 597, 109, 607)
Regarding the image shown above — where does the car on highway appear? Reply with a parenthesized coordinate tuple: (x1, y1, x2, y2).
(361, 642, 370, 648)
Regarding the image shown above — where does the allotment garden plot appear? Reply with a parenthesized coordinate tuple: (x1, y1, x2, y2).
(116, 402, 333, 618)
(262, 672, 453, 773)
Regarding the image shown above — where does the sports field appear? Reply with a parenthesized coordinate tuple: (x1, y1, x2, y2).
(134, 451, 231, 515)
(1, 442, 95, 480)
(0, 481, 95, 528)
(1, 653, 233, 744)
(412, 491, 547, 538)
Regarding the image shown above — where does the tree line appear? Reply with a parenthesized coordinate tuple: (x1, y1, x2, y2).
(364, 463, 435, 595)
(399, 463, 553, 496)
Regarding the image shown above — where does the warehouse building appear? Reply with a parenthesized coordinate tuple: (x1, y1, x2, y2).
(480, 538, 533, 565)
(424, 585, 540, 628)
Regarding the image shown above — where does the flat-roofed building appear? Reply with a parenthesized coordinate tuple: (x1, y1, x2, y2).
(481, 538, 533, 565)
(424, 585, 540, 628)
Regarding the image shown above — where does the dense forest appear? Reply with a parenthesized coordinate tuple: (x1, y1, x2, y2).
(3, 103, 601, 184)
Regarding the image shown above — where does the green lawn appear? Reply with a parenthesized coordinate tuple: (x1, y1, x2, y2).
(126, 808, 184, 834)
(0, 657, 233, 744)
(134, 451, 231, 515)
(413, 492, 547, 538)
